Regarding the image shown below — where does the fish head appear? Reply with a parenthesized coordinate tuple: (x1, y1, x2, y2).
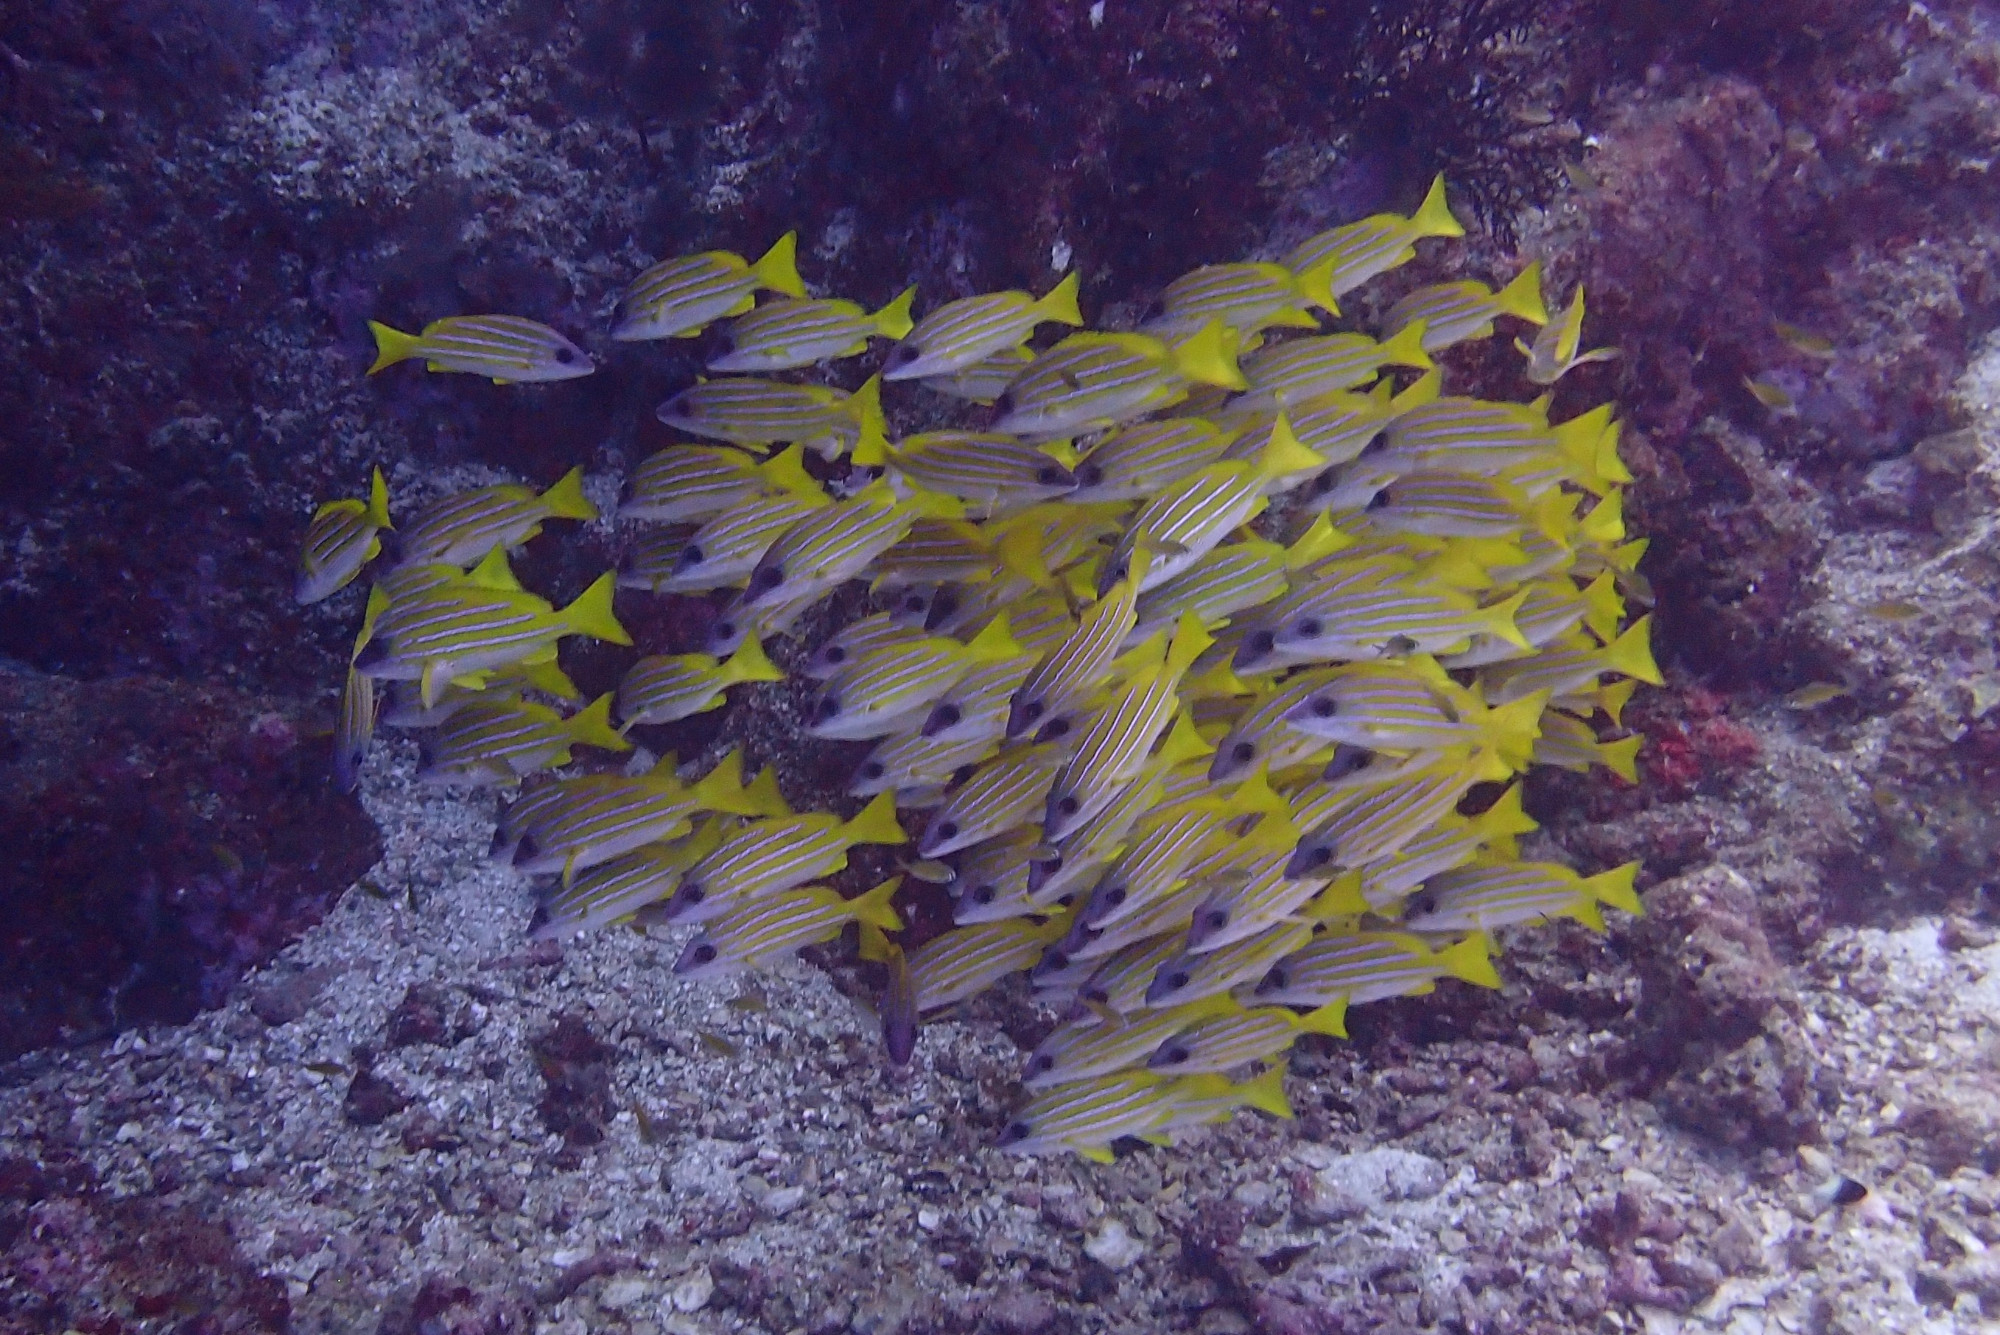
(706, 611, 750, 657)
(1252, 962, 1289, 997)
(1043, 786, 1086, 841)
(1079, 878, 1128, 927)
(882, 340, 926, 378)
(918, 812, 963, 858)
(655, 391, 694, 426)
(1233, 626, 1279, 672)
(1186, 898, 1231, 949)
(920, 701, 962, 737)
(1021, 1048, 1062, 1085)
(811, 692, 844, 727)
(1147, 1038, 1194, 1072)
(1282, 688, 1341, 730)
(1275, 613, 1328, 648)
(1283, 835, 1338, 880)
(1322, 744, 1374, 781)
(743, 558, 787, 604)
(889, 585, 935, 625)
(1144, 956, 1196, 1006)
(673, 936, 731, 979)
(543, 336, 594, 380)
(1208, 735, 1261, 783)
(1005, 692, 1048, 740)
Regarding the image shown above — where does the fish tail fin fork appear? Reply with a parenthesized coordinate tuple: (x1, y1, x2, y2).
(567, 693, 632, 754)
(719, 634, 786, 687)
(1038, 270, 1084, 327)
(849, 876, 905, 933)
(1438, 932, 1502, 988)
(1374, 318, 1436, 373)
(366, 321, 423, 375)
(1495, 261, 1550, 326)
(1300, 997, 1349, 1039)
(1604, 614, 1663, 686)
(1411, 174, 1466, 239)
(540, 465, 599, 522)
(1588, 861, 1644, 917)
(842, 791, 909, 847)
(559, 572, 634, 646)
(752, 231, 806, 298)
(1238, 1064, 1295, 1120)
(874, 286, 918, 340)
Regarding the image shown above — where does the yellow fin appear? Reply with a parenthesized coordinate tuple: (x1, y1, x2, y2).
(1291, 255, 1341, 317)
(1493, 261, 1549, 325)
(1233, 1063, 1294, 1120)
(964, 613, 1022, 663)
(750, 232, 806, 298)
(1257, 412, 1325, 481)
(847, 374, 888, 464)
(539, 465, 598, 521)
(873, 286, 917, 339)
(1390, 366, 1443, 414)
(1586, 861, 1643, 917)
(564, 693, 631, 753)
(848, 876, 904, 933)
(1598, 733, 1642, 784)
(558, 572, 633, 646)
(1603, 614, 1662, 686)
(718, 633, 786, 686)
(1471, 784, 1537, 841)
(841, 791, 908, 847)
(1036, 271, 1084, 327)
(1170, 319, 1249, 390)
(759, 443, 825, 500)
(366, 467, 393, 529)
(1373, 318, 1435, 372)
(1409, 173, 1465, 239)
(1299, 998, 1348, 1039)
(1435, 934, 1501, 988)
(366, 321, 422, 375)
(1154, 709, 1215, 768)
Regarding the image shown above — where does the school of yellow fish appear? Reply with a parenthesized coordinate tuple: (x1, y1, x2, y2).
(305, 177, 1659, 1162)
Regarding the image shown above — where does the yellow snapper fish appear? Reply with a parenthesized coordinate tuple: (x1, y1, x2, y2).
(1399, 859, 1643, 934)
(655, 374, 887, 462)
(504, 750, 787, 881)
(636, 492, 829, 596)
(618, 442, 820, 525)
(1043, 618, 1215, 842)
(916, 646, 1037, 746)
(853, 431, 1077, 510)
(1280, 659, 1544, 762)
(709, 287, 917, 373)
(1480, 616, 1662, 704)
(367, 315, 594, 383)
(1352, 784, 1535, 910)
(1250, 930, 1499, 1007)
(1531, 710, 1642, 783)
(529, 820, 726, 941)
(611, 233, 805, 341)
(332, 665, 377, 794)
(660, 792, 908, 924)
(1101, 423, 1327, 596)
(354, 572, 631, 707)
(1381, 262, 1548, 352)
(918, 743, 1068, 858)
(905, 913, 1071, 1014)
(390, 466, 598, 569)
(1517, 285, 1619, 385)
(1234, 324, 1433, 408)
(1280, 757, 1494, 883)
(1066, 418, 1239, 503)
(1000, 1066, 1290, 1161)
(1020, 995, 1239, 1088)
(803, 612, 929, 679)
(1148, 918, 1317, 1007)
(1006, 568, 1141, 739)
(1284, 174, 1465, 302)
(614, 634, 785, 728)
(810, 616, 1022, 741)
(990, 321, 1247, 441)
(377, 653, 581, 729)
(416, 692, 630, 787)
(915, 345, 1035, 404)
(1374, 392, 1558, 476)
(297, 467, 392, 604)
(851, 725, 1000, 800)
(1146, 1001, 1349, 1077)
(1139, 256, 1343, 340)
(882, 272, 1083, 381)
(675, 876, 904, 978)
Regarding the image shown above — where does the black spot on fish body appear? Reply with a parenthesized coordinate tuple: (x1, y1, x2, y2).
(1155, 1043, 1190, 1068)
(1258, 965, 1288, 994)
(674, 543, 706, 572)
(886, 342, 920, 371)
(1075, 462, 1104, 489)
(1296, 617, 1324, 639)
(513, 835, 541, 865)
(923, 703, 962, 736)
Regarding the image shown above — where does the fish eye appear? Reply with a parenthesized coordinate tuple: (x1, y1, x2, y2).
(1020, 701, 1044, 723)
(1027, 1054, 1053, 1074)
(934, 819, 959, 840)
(1197, 908, 1225, 933)
(681, 884, 706, 903)
(750, 565, 784, 594)
(1261, 967, 1288, 992)
(1036, 466, 1068, 485)
(1248, 631, 1276, 656)
(1075, 464, 1103, 488)
(926, 704, 961, 734)
(715, 619, 736, 639)
(816, 697, 840, 720)
(1407, 891, 1437, 917)
(999, 1121, 1029, 1145)
(825, 646, 846, 664)
(1038, 717, 1070, 741)
(1310, 473, 1334, 496)
(902, 592, 926, 614)
(972, 884, 995, 904)
(514, 835, 541, 862)
(1366, 488, 1391, 510)
(1302, 845, 1332, 869)
(1105, 887, 1126, 906)
(1297, 617, 1323, 638)
(1162, 969, 1190, 992)
(994, 391, 1015, 415)
(1055, 795, 1079, 817)
(887, 343, 917, 368)
(677, 544, 706, 569)
(861, 761, 886, 779)
(1160, 1044, 1189, 1066)
(1311, 696, 1337, 718)
(691, 943, 717, 964)
(1231, 741, 1255, 763)
(555, 346, 576, 364)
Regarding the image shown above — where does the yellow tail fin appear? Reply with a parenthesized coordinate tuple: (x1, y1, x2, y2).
(841, 791, 908, 847)
(1409, 173, 1465, 239)
(1494, 262, 1549, 325)
(1036, 270, 1084, 327)
(1170, 319, 1249, 390)
(1478, 588, 1533, 651)
(759, 442, 825, 500)
(964, 613, 1022, 663)
(1599, 733, 1642, 784)
(564, 693, 632, 753)
(558, 572, 633, 646)
(1154, 709, 1216, 769)
(539, 465, 599, 522)
(846, 374, 888, 464)
(1257, 413, 1326, 481)
(1390, 365, 1443, 414)
(1586, 861, 1643, 916)
(1234, 1063, 1294, 1120)
(1471, 783, 1538, 840)
(1299, 998, 1349, 1039)
(750, 232, 805, 298)
(1291, 256, 1341, 317)
(718, 634, 786, 687)
(366, 321, 423, 375)
(365, 467, 393, 529)
(847, 876, 904, 933)
(1435, 933, 1501, 988)
(1603, 614, 1662, 685)
(873, 286, 918, 340)
(1373, 318, 1436, 372)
